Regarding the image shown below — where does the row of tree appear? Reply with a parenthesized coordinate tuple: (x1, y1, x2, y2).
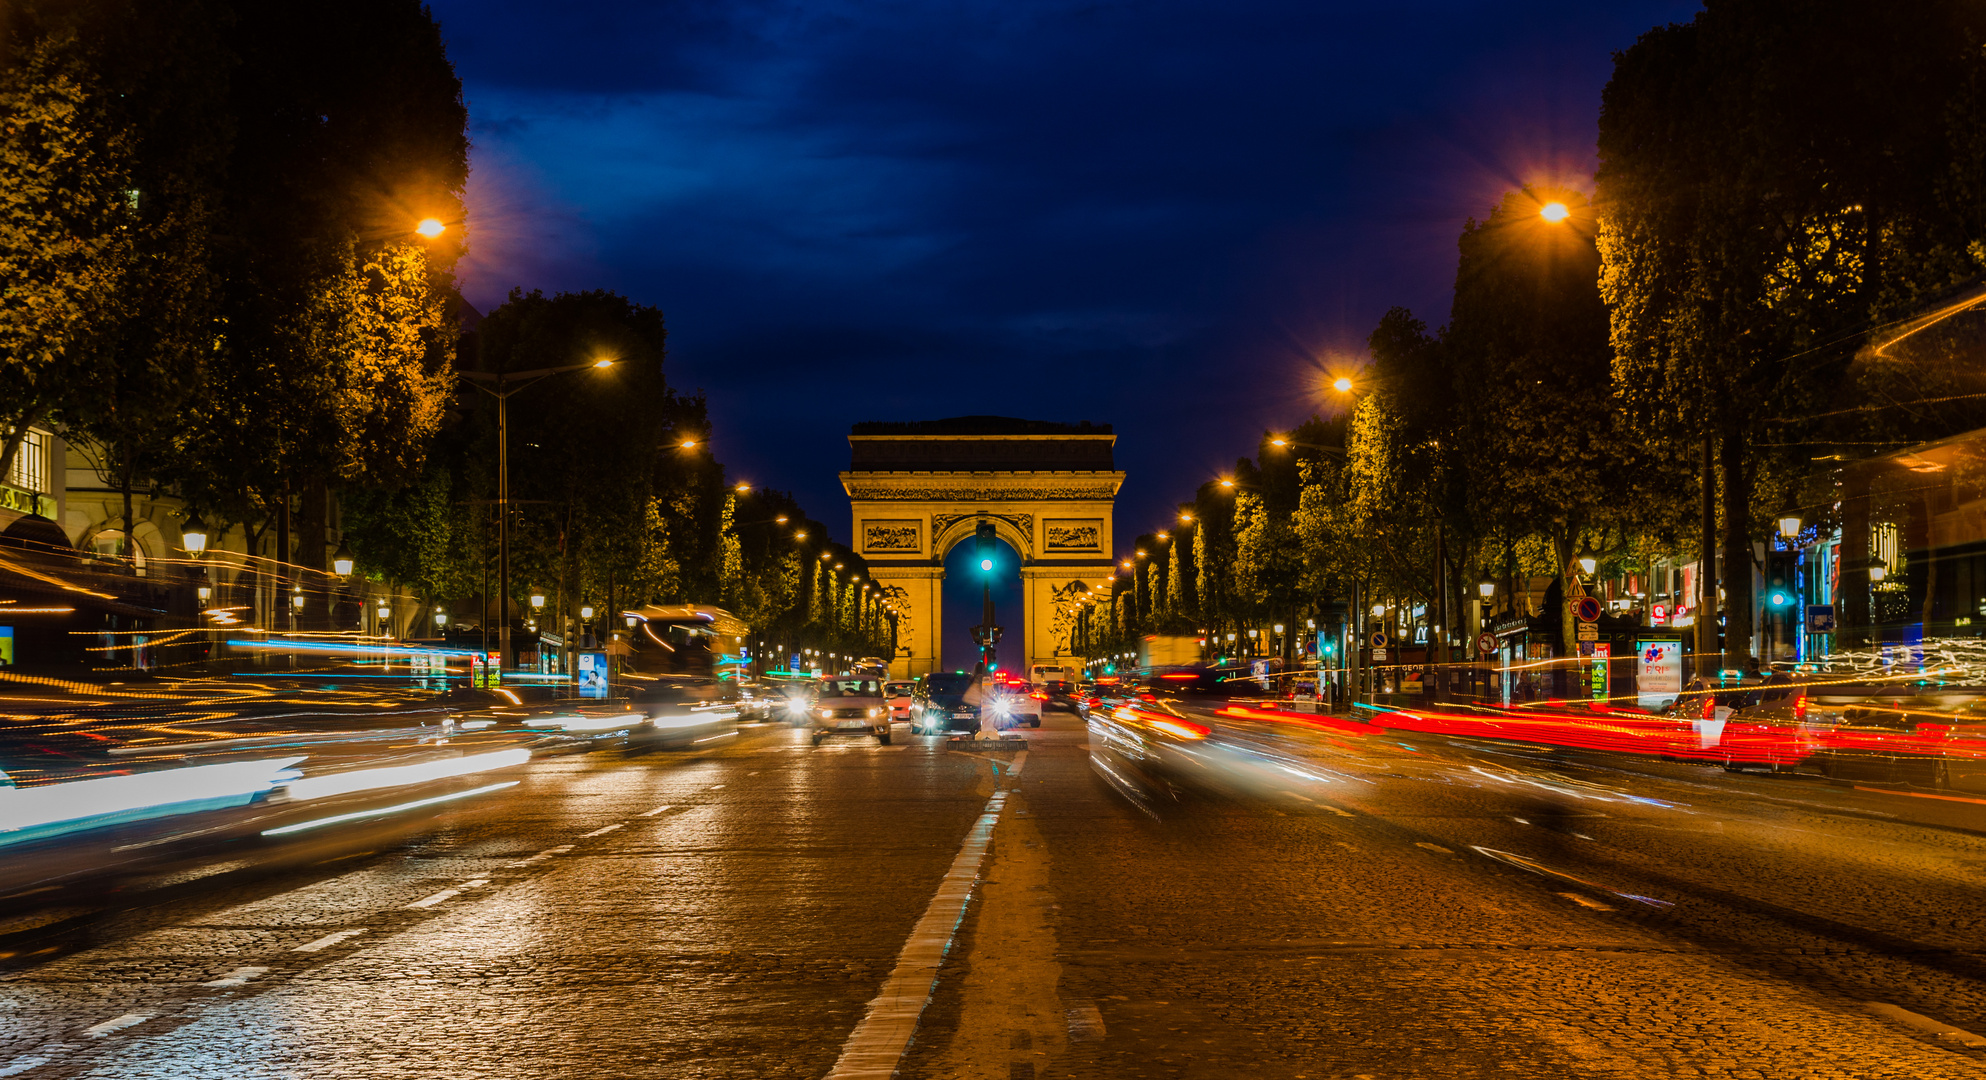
(1, 0, 895, 662)
(1087, 0, 1986, 676)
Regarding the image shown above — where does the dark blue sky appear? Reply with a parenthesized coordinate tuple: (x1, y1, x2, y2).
(432, 0, 1700, 547)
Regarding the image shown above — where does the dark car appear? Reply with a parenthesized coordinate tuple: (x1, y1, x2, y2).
(1041, 679, 1079, 711)
(910, 671, 980, 735)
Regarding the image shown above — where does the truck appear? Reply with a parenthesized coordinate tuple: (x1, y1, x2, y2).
(1137, 634, 1202, 670)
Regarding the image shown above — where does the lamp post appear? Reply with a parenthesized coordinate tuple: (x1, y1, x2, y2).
(459, 358, 615, 672)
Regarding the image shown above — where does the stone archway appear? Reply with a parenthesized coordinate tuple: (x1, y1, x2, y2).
(841, 417, 1123, 679)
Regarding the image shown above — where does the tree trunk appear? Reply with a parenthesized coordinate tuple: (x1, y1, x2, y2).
(1698, 433, 1718, 678)
(120, 453, 135, 563)
(1721, 421, 1754, 674)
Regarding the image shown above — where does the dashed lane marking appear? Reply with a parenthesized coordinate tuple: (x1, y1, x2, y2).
(0, 1056, 50, 1076)
(581, 824, 625, 838)
(200, 966, 269, 988)
(1866, 1001, 1986, 1047)
(1415, 842, 1454, 854)
(293, 929, 367, 953)
(504, 844, 574, 868)
(460, 878, 489, 888)
(83, 1013, 152, 1038)
(825, 751, 1028, 1079)
(639, 805, 673, 817)
(405, 888, 461, 910)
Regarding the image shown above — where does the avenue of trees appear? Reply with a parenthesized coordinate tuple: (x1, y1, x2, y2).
(0, 0, 892, 660)
(1085, 0, 1986, 678)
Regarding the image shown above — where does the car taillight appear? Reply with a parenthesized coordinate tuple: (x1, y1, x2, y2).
(1150, 718, 1210, 740)
(1794, 693, 1807, 723)
(1031, 692, 1047, 700)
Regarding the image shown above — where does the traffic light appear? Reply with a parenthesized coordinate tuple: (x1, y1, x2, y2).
(1768, 588, 1793, 608)
(975, 520, 997, 574)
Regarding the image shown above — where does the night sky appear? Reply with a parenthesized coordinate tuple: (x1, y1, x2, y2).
(432, 0, 1700, 555)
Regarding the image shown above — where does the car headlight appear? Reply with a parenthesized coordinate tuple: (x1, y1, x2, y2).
(786, 699, 807, 713)
(818, 708, 834, 719)
(867, 707, 880, 718)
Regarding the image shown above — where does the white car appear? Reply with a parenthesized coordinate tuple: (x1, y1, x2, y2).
(991, 681, 1044, 729)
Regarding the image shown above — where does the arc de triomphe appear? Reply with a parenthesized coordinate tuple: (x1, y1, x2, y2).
(840, 417, 1122, 679)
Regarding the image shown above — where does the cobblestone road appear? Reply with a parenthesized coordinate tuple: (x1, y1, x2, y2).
(6, 710, 1986, 1078)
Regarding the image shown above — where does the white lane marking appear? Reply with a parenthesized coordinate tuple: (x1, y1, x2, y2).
(83, 1013, 152, 1037)
(580, 823, 624, 838)
(1558, 891, 1614, 911)
(201, 965, 269, 988)
(0, 1056, 50, 1076)
(405, 888, 461, 909)
(709, 784, 727, 790)
(504, 844, 574, 868)
(293, 929, 367, 953)
(1415, 842, 1453, 854)
(1321, 805, 1354, 817)
(1066, 1002, 1106, 1042)
(825, 750, 1027, 1079)
(640, 805, 673, 817)
(1866, 1001, 1986, 1047)
(460, 878, 490, 888)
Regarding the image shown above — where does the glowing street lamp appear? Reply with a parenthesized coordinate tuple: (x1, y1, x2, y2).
(1479, 581, 1496, 599)
(415, 217, 446, 238)
(332, 540, 355, 578)
(1577, 557, 1597, 575)
(529, 589, 546, 611)
(1540, 201, 1570, 223)
(1778, 516, 1803, 540)
(181, 511, 209, 555)
(1332, 377, 1354, 393)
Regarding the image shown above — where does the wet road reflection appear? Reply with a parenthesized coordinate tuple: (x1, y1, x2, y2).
(8, 705, 1986, 1077)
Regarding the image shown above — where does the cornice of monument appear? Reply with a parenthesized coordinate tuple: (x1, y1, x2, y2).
(840, 470, 1125, 499)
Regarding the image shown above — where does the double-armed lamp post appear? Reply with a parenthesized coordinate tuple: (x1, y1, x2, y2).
(459, 358, 615, 670)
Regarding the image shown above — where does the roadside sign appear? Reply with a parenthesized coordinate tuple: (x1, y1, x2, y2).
(1475, 631, 1497, 655)
(1574, 596, 1603, 623)
(1370, 630, 1389, 648)
(1590, 643, 1611, 699)
(1576, 621, 1599, 641)
(1806, 604, 1835, 634)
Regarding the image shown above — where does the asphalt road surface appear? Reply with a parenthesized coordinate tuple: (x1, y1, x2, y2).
(8, 707, 1986, 1078)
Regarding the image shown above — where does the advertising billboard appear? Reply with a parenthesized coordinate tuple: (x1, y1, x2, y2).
(1636, 639, 1684, 710)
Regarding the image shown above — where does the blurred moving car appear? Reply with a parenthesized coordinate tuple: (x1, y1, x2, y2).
(885, 681, 915, 721)
(1040, 677, 1080, 712)
(810, 676, 891, 746)
(911, 672, 979, 735)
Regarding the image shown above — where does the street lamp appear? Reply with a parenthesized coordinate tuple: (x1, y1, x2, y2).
(332, 540, 355, 578)
(415, 217, 446, 238)
(529, 589, 546, 611)
(1540, 201, 1570, 223)
(1869, 559, 1888, 583)
(1577, 557, 1597, 575)
(580, 605, 595, 619)
(1778, 516, 1803, 540)
(459, 358, 616, 671)
(181, 511, 209, 555)
(1479, 581, 1496, 599)
(1332, 377, 1354, 393)
(435, 608, 448, 629)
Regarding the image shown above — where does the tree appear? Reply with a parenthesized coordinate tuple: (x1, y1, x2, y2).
(0, 18, 134, 480)
(1598, 0, 1986, 664)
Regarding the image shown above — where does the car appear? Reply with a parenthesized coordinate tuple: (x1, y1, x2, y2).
(809, 676, 891, 746)
(885, 681, 916, 721)
(1041, 678, 1079, 711)
(991, 680, 1044, 728)
(911, 672, 980, 735)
